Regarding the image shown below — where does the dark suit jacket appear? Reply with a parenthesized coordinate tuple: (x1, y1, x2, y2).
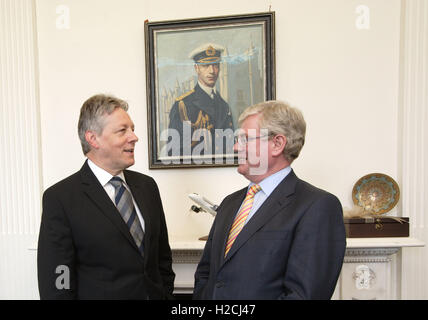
(193, 170, 346, 300)
(168, 84, 234, 156)
(37, 161, 175, 299)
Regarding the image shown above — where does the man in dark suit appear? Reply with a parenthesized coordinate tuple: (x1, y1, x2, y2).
(37, 94, 175, 299)
(168, 43, 234, 157)
(194, 100, 346, 300)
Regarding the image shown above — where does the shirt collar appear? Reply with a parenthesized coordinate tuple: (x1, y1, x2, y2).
(198, 81, 216, 97)
(249, 166, 292, 197)
(87, 159, 126, 187)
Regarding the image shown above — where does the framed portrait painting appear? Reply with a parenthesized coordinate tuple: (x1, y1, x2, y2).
(145, 12, 275, 168)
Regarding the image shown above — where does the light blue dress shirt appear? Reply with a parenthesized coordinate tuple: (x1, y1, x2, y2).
(239, 166, 292, 225)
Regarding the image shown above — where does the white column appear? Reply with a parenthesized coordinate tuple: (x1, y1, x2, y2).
(0, 0, 42, 299)
(399, 0, 428, 300)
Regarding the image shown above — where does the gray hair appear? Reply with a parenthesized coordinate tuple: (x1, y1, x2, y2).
(78, 94, 129, 154)
(238, 100, 306, 163)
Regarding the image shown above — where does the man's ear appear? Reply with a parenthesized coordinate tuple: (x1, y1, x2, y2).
(85, 130, 100, 150)
(271, 135, 287, 157)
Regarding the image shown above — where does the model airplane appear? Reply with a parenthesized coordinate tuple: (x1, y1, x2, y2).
(188, 193, 218, 217)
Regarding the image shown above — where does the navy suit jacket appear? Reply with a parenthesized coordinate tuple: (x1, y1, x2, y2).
(193, 170, 346, 300)
(37, 161, 175, 299)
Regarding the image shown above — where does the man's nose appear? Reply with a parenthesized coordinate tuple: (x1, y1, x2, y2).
(129, 130, 139, 143)
(233, 141, 239, 152)
(234, 140, 246, 153)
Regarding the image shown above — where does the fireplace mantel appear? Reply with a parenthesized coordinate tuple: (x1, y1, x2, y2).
(170, 236, 425, 299)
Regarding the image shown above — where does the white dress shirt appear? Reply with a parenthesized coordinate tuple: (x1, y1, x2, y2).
(87, 159, 145, 231)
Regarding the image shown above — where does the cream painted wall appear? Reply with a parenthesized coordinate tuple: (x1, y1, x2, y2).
(35, 0, 401, 241)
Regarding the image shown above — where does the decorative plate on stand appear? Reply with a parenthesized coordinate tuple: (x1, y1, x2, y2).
(352, 173, 400, 215)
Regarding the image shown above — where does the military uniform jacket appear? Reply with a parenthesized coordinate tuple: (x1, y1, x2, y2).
(168, 84, 234, 156)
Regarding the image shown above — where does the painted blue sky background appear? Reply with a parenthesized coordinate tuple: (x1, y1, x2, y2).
(154, 22, 265, 90)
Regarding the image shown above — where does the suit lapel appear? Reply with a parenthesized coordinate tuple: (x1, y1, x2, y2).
(79, 161, 142, 257)
(214, 188, 247, 264)
(222, 170, 299, 264)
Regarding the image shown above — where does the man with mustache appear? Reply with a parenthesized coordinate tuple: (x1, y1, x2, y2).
(194, 100, 346, 299)
(37, 94, 175, 299)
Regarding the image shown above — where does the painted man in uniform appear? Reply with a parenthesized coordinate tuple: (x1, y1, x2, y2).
(168, 43, 234, 157)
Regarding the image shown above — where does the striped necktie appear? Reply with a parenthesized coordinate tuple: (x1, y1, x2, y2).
(110, 176, 144, 256)
(224, 184, 261, 257)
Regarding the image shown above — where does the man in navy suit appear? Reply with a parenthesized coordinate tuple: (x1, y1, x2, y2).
(194, 100, 346, 300)
(37, 94, 175, 299)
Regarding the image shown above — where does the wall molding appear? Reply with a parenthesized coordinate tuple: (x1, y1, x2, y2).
(399, 0, 428, 299)
(0, 0, 42, 235)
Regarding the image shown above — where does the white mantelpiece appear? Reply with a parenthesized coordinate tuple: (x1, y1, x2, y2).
(340, 238, 424, 300)
(170, 236, 205, 294)
(170, 236, 425, 299)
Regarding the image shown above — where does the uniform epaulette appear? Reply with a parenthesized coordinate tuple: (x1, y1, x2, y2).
(176, 89, 195, 101)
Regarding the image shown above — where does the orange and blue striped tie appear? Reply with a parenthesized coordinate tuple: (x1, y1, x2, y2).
(224, 184, 261, 257)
